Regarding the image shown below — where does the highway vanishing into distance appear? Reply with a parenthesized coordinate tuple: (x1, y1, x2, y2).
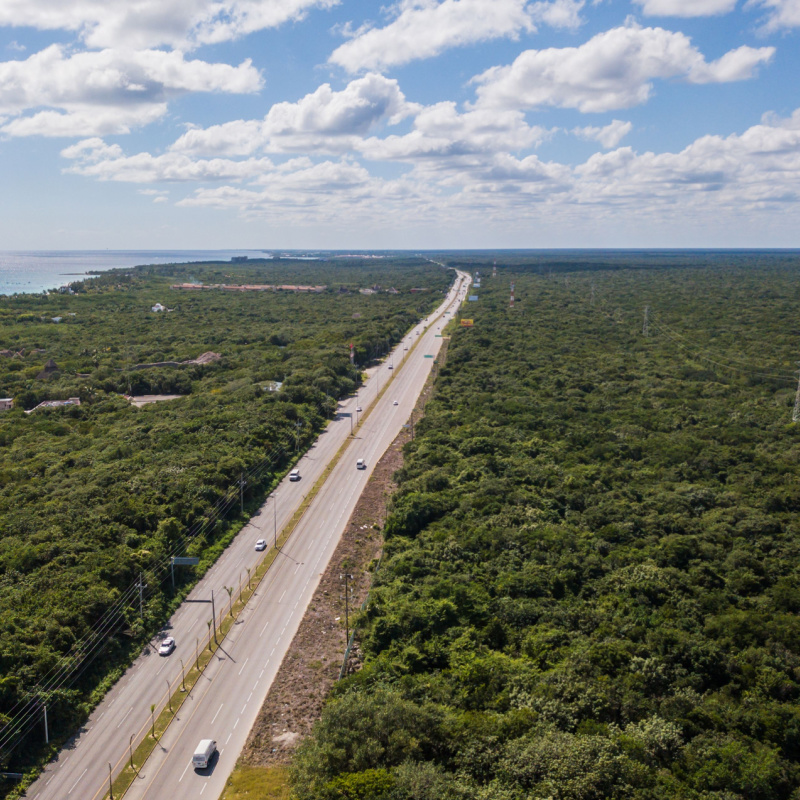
(25, 269, 469, 800)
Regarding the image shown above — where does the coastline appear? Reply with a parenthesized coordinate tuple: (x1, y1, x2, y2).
(0, 250, 263, 296)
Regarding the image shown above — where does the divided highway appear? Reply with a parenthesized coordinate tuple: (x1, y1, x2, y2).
(25, 270, 469, 800)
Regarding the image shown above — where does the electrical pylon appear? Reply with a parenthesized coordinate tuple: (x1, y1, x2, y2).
(793, 363, 800, 423)
(643, 305, 650, 336)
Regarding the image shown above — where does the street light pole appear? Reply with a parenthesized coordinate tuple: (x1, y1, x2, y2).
(109, 762, 113, 799)
(211, 590, 217, 644)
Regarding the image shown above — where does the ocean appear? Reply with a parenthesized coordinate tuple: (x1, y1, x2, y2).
(0, 250, 268, 296)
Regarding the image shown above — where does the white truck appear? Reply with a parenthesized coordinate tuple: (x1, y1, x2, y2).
(192, 739, 217, 770)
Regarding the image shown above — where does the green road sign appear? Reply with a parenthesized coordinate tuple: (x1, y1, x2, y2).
(424, 354, 434, 358)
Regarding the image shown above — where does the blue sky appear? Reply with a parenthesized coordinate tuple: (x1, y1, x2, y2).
(0, 0, 798, 249)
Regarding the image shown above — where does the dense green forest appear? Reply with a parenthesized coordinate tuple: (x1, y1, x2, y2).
(293, 254, 800, 799)
(0, 257, 449, 776)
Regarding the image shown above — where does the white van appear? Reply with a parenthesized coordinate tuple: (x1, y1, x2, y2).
(356, 459, 366, 470)
(192, 739, 217, 770)
(289, 469, 300, 481)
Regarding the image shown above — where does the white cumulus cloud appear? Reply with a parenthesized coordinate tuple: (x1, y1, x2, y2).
(574, 119, 632, 148)
(748, 0, 800, 31)
(61, 137, 275, 181)
(0, 0, 339, 50)
(329, 0, 536, 73)
(473, 23, 774, 112)
(529, 0, 585, 29)
(171, 73, 414, 156)
(633, 0, 737, 16)
(0, 45, 262, 137)
(359, 103, 550, 160)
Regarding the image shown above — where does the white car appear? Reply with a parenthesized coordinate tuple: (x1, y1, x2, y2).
(158, 637, 176, 656)
(356, 406, 362, 412)
(393, 400, 399, 406)
(289, 468, 300, 481)
(255, 539, 267, 551)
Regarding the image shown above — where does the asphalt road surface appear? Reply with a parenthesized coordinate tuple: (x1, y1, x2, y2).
(25, 270, 469, 800)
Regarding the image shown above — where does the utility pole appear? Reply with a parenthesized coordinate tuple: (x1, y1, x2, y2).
(273, 494, 278, 549)
(643, 305, 650, 337)
(793, 363, 800, 423)
(43, 702, 48, 744)
(340, 573, 354, 646)
(239, 471, 245, 514)
(138, 573, 144, 618)
(108, 763, 113, 799)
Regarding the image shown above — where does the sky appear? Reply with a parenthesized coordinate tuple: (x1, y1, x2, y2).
(0, 0, 799, 250)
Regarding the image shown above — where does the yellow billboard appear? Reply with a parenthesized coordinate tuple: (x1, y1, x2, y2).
(461, 319, 474, 327)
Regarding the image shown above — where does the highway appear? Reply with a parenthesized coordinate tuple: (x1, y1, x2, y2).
(25, 269, 469, 800)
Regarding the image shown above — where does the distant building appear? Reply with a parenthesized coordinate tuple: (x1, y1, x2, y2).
(26, 397, 81, 414)
(51, 316, 63, 323)
(152, 303, 166, 312)
(36, 359, 60, 380)
(0, 398, 13, 411)
(231, 256, 249, 262)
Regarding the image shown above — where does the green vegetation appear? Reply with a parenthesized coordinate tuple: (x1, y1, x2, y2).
(221, 765, 291, 800)
(0, 257, 449, 781)
(292, 254, 800, 799)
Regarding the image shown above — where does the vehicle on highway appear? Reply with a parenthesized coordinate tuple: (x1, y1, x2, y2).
(356, 458, 366, 469)
(158, 637, 175, 656)
(388, 364, 393, 369)
(404, 346, 408, 351)
(356, 406, 362, 412)
(393, 400, 399, 405)
(192, 739, 217, 770)
(255, 539, 267, 551)
(289, 468, 301, 481)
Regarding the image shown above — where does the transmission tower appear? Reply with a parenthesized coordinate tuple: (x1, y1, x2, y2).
(643, 305, 650, 337)
(590, 281, 595, 306)
(793, 363, 800, 423)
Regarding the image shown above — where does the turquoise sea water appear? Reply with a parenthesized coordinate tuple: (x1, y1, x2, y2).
(0, 250, 267, 295)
